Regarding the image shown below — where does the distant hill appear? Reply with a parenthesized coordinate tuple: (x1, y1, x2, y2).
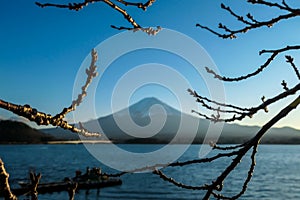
(43, 97, 300, 144)
(0, 120, 56, 144)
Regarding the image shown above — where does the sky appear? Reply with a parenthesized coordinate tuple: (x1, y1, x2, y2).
(0, 0, 299, 130)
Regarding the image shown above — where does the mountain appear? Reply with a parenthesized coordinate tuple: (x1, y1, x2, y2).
(0, 120, 56, 144)
(44, 97, 300, 144)
(86, 97, 197, 143)
(43, 97, 200, 143)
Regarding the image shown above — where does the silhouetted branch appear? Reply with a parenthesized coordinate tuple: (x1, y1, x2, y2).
(36, 0, 159, 33)
(153, 169, 208, 190)
(104, 148, 241, 178)
(54, 49, 98, 122)
(111, 25, 162, 35)
(67, 181, 78, 200)
(116, 0, 155, 11)
(185, 2, 300, 198)
(0, 50, 100, 137)
(220, 3, 253, 26)
(248, 0, 295, 12)
(281, 80, 289, 91)
(259, 45, 300, 55)
(189, 82, 300, 123)
(0, 159, 17, 200)
(188, 88, 250, 113)
(29, 172, 41, 200)
(211, 144, 257, 200)
(35, 0, 139, 29)
(202, 95, 299, 199)
(204, 52, 277, 81)
(109, 94, 299, 199)
(196, 1, 300, 39)
(285, 55, 300, 80)
(2, 1, 299, 200)
(209, 142, 248, 151)
(204, 45, 300, 82)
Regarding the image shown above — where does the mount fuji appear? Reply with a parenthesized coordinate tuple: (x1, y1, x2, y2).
(43, 97, 300, 144)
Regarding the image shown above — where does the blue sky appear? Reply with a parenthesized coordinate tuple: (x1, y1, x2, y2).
(0, 0, 299, 130)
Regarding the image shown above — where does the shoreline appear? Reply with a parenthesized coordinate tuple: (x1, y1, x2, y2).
(47, 140, 113, 144)
(0, 140, 113, 145)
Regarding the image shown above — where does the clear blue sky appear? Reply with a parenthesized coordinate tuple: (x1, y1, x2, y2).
(0, 0, 299, 130)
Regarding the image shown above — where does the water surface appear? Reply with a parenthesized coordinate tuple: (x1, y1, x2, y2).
(1, 144, 300, 199)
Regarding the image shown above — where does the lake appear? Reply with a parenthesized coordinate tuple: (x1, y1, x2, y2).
(1, 144, 300, 199)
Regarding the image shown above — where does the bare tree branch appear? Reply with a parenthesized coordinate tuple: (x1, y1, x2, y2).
(29, 172, 41, 200)
(189, 82, 300, 123)
(35, 0, 159, 33)
(0, 159, 17, 200)
(0, 50, 100, 137)
(205, 45, 300, 82)
(105, 95, 299, 199)
(2, 1, 300, 200)
(285, 55, 300, 80)
(67, 181, 78, 200)
(202, 95, 300, 199)
(196, 1, 300, 39)
(116, 0, 155, 11)
(153, 169, 208, 190)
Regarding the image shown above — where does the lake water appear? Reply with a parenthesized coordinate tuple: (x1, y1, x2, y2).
(1, 144, 300, 200)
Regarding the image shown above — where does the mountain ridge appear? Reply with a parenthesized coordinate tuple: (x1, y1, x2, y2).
(43, 97, 300, 144)
(0, 120, 56, 144)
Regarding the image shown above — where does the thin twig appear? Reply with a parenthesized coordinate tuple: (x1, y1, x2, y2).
(285, 55, 300, 80)
(29, 172, 41, 200)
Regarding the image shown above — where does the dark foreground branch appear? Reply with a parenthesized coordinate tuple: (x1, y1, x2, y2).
(35, 0, 160, 34)
(106, 96, 299, 199)
(29, 172, 41, 200)
(189, 82, 300, 123)
(0, 159, 17, 200)
(202, 95, 300, 199)
(204, 45, 300, 82)
(196, 1, 300, 39)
